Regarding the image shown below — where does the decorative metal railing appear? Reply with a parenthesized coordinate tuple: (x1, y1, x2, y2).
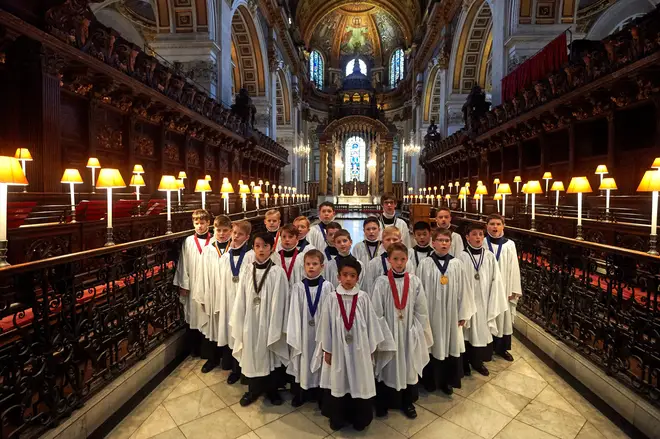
(0, 231, 188, 438)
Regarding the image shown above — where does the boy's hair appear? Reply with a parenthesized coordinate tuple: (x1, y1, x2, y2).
(192, 209, 211, 222)
(319, 201, 335, 211)
(214, 215, 232, 229)
(466, 222, 486, 234)
(326, 221, 342, 231)
(337, 255, 362, 277)
(382, 226, 402, 238)
(253, 231, 274, 247)
(280, 223, 299, 238)
(387, 242, 408, 256)
(432, 228, 452, 240)
(333, 229, 352, 241)
(363, 217, 380, 229)
(413, 221, 431, 232)
(265, 209, 281, 219)
(487, 213, 505, 225)
(294, 216, 311, 227)
(436, 207, 451, 216)
(304, 249, 325, 264)
(232, 220, 252, 235)
(380, 192, 397, 204)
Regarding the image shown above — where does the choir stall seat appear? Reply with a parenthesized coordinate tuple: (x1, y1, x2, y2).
(7, 201, 37, 229)
(145, 199, 167, 216)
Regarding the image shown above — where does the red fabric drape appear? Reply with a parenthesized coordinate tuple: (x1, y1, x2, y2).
(501, 32, 568, 102)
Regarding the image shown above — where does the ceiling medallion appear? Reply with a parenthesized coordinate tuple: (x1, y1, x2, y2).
(340, 1, 376, 14)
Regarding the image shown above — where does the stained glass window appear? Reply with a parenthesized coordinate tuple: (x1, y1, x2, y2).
(346, 58, 367, 76)
(344, 136, 366, 182)
(310, 50, 324, 89)
(390, 48, 404, 86)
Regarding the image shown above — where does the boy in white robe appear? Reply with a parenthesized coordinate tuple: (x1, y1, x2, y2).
(417, 228, 476, 395)
(308, 201, 337, 252)
(294, 216, 316, 252)
(435, 207, 465, 256)
(322, 222, 342, 262)
(372, 242, 431, 419)
(363, 226, 416, 294)
(352, 217, 384, 268)
(378, 193, 411, 247)
(315, 257, 395, 431)
(458, 223, 508, 377)
(287, 249, 334, 407)
(265, 209, 282, 252)
(174, 209, 212, 357)
(486, 214, 522, 362)
(324, 229, 364, 288)
(408, 221, 433, 271)
(272, 224, 307, 288)
(230, 232, 289, 406)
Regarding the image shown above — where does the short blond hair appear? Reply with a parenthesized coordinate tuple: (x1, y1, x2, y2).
(293, 216, 310, 227)
(382, 226, 401, 238)
(192, 209, 211, 222)
(265, 209, 281, 219)
(232, 220, 252, 235)
(214, 215, 232, 229)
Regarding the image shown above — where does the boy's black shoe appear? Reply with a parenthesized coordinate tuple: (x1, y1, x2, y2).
(474, 364, 490, 376)
(498, 351, 514, 362)
(440, 384, 453, 395)
(375, 406, 388, 418)
(227, 372, 241, 384)
(463, 365, 471, 376)
(201, 360, 218, 374)
(240, 392, 258, 407)
(268, 391, 283, 406)
(291, 395, 304, 408)
(403, 405, 417, 419)
(330, 419, 344, 431)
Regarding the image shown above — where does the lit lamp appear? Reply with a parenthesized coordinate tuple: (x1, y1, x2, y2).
(458, 193, 465, 213)
(476, 184, 488, 216)
(133, 164, 145, 175)
(176, 178, 185, 210)
(96, 168, 126, 246)
(220, 178, 234, 214)
(436, 194, 441, 206)
(493, 178, 500, 192)
(177, 171, 187, 205)
(195, 179, 212, 210)
(595, 165, 608, 190)
(0, 156, 28, 266)
(542, 172, 553, 195)
(130, 174, 145, 201)
(253, 185, 263, 209)
(493, 193, 502, 212)
(445, 193, 451, 206)
(87, 158, 101, 194)
(239, 184, 250, 215)
(522, 183, 528, 212)
(496, 183, 512, 217)
(14, 149, 32, 193)
(514, 176, 522, 194)
(449, 182, 453, 194)
(61, 169, 83, 223)
(636, 170, 660, 255)
(525, 180, 543, 231)
(550, 181, 564, 212)
(265, 181, 270, 194)
(433, 186, 438, 198)
(158, 175, 179, 234)
(274, 193, 279, 206)
(205, 174, 212, 181)
(652, 158, 660, 169)
(454, 180, 459, 190)
(178, 171, 188, 181)
(599, 177, 617, 222)
(440, 185, 445, 196)
(566, 177, 593, 240)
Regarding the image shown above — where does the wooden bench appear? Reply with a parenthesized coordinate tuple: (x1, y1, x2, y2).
(8, 201, 37, 229)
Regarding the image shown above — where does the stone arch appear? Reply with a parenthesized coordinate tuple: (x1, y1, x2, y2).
(276, 70, 291, 126)
(423, 64, 443, 123)
(94, 7, 146, 47)
(230, 3, 268, 97)
(585, 0, 653, 40)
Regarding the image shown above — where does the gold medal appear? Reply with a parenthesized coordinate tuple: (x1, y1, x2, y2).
(345, 333, 353, 343)
(398, 312, 404, 321)
(474, 273, 480, 280)
(232, 276, 239, 283)
(253, 296, 261, 305)
(440, 275, 449, 285)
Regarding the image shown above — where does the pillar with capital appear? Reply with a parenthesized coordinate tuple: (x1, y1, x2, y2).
(383, 141, 394, 193)
(376, 144, 385, 195)
(319, 141, 328, 195)
(327, 145, 336, 196)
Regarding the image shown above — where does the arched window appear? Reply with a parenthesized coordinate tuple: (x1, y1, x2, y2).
(309, 50, 324, 89)
(345, 136, 366, 182)
(390, 48, 405, 86)
(346, 58, 367, 76)
(610, 13, 645, 34)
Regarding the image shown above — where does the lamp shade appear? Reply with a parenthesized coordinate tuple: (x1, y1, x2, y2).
(525, 180, 544, 194)
(87, 157, 101, 168)
(253, 185, 263, 195)
(521, 183, 528, 194)
(476, 185, 488, 195)
(458, 194, 465, 200)
(567, 177, 593, 194)
(96, 168, 126, 189)
(14, 148, 33, 161)
(250, 181, 256, 187)
(459, 187, 466, 195)
(542, 172, 552, 179)
(496, 183, 512, 195)
(637, 170, 660, 192)
(205, 174, 212, 181)
(473, 194, 481, 200)
(550, 181, 565, 191)
(493, 193, 503, 200)
(239, 184, 251, 195)
(220, 178, 235, 194)
(158, 175, 179, 191)
(513, 176, 522, 183)
(595, 165, 608, 175)
(440, 185, 445, 190)
(61, 169, 83, 184)
(454, 181, 459, 186)
(652, 157, 660, 169)
(176, 179, 185, 189)
(493, 178, 500, 185)
(130, 174, 146, 187)
(133, 164, 145, 174)
(178, 171, 187, 179)
(266, 181, 270, 186)
(433, 186, 437, 190)
(445, 194, 451, 199)
(0, 156, 28, 185)
(195, 179, 212, 192)
(599, 177, 618, 191)
(259, 179, 263, 185)
(238, 179, 244, 186)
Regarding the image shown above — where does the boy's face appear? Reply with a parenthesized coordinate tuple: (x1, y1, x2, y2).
(382, 233, 401, 251)
(432, 234, 451, 255)
(215, 226, 232, 243)
(319, 206, 335, 223)
(388, 250, 408, 273)
(338, 266, 359, 290)
(281, 231, 298, 250)
(466, 229, 485, 248)
(194, 219, 210, 235)
(364, 222, 381, 241)
(231, 227, 249, 248)
(294, 220, 310, 238)
(304, 256, 324, 279)
(487, 219, 504, 238)
(414, 229, 431, 247)
(253, 238, 272, 262)
(436, 210, 451, 229)
(382, 199, 396, 215)
(264, 215, 280, 232)
(326, 227, 340, 245)
(334, 235, 352, 255)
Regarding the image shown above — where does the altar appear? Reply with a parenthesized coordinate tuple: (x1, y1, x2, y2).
(337, 195, 374, 205)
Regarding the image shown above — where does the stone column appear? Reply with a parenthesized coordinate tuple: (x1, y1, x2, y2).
(327, 146, 335, 196)
(319, 142, 328, 195)
(384, 142, 394, 194)
(489, 0, 506, 105)
(376, 144, 385, 194)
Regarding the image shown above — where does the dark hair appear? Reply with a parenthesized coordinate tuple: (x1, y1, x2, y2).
(487, 213, 505, 225)
(387, 242, 408, 256)
(214, 215, 232, 228)
(432, 228, 452, 240)
(363, 217, 380, 228)
(465, 222, 485, 235)
(337, 256, 362, 277)
(253, 232, 274, 247)
(280, 223, 299, 238)
(333, 229, 352, 241)
(326, 221, 342, 231)
(413, 221, 431, 232)
(304, 249, 325, 264)
(380, 192, 397, 204)
(436, 207, 451, 215)
(319, 201, 335, 211)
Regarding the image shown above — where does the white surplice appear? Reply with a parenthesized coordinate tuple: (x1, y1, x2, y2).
(378, 215, 412, 248)
(457, 248, 508, 347)
(407, 245, 433, 272)
(175, 234, 212, 331)
(286, 277, 334, 389)
(363, 253, 416, 295)
(271, 247, 309, 289)
(308, 221, 341, 253)
(448, 230, 465, 257)
(486, 236, 522, 338)
(313, 285, 395, 399)
(352, 240, 385, 269)
(416, 255, 476, 360)
(230, 261, 290, 378)
(323, 255, 364, 289)
(372, 273, 432, 390)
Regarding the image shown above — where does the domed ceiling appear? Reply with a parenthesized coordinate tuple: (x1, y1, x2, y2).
(119, 0, 156, 26)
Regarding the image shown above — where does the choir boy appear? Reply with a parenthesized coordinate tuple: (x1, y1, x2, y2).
(379, 193, 411, 247)
(408, 221, 433, 271)
(352, 217, 383, 268)
(324, 229, 364, 288)
(308, 202, 337, 252)
(174, 209, 212, 357)
(287, 249, 334, 407)
(435, 207, 465, 256)
(458, 223, 508, 377)
(363, 226, 415, 294)
(230, 232, 290, 406)
(293, 216, 315, 252)
(486, 214, 522, 362)
(372, 242, 431, 419)
(322, 221, 342, 262)
(417, 228, 476, 395)
(213, 215, 233, 255)
(315, 257, 395, 431)
(264, 209, 282, 250)
(272, 224, 307, 288)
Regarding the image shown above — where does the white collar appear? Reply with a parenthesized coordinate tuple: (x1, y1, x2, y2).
(336, 285, 359, 296)
(230, 241, 247, 250)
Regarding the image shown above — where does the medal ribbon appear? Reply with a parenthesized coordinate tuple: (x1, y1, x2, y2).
(252, 260, 274, 298)
(319, 223, 327, 242)
(486, 236, 506, 261)
(324, 246, 333, 261)
(431, 253, 453, 275)
(387, 270, 410, 311)
(380, 252, 389, 275)
(194, 233, 211, 254)
(231, 245, 247, 278)
(298, 239, 309, 252)
(466, 247, 484, 275)
(273, 229, 281, 251)
(304, 277, 324, 318)
(365, 240, 380, 260)
(414, 246, 432, 266)
(280, 248, 299, 280)
(336, 291, 358, 332)
(214, 240, 231, 257)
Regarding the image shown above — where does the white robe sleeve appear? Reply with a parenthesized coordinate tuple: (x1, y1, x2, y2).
(286, 284, 304, 379)
(457, 260, 477, 326)
(174, 239, 189, 290)
(311, 295, 333, 373)
(486, 258, 509, 336)
(267, 270, 291, 366)
(229, 275, 248, 363)
(409, 278, 432, 376)
(371, 281, 396, 375)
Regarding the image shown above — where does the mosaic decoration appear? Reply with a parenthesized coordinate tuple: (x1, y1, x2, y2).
(310, 50, 324, 89)
(344, 136, 365, 182)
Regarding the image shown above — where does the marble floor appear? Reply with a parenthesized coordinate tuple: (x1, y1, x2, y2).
(105, 336, 632, 439)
